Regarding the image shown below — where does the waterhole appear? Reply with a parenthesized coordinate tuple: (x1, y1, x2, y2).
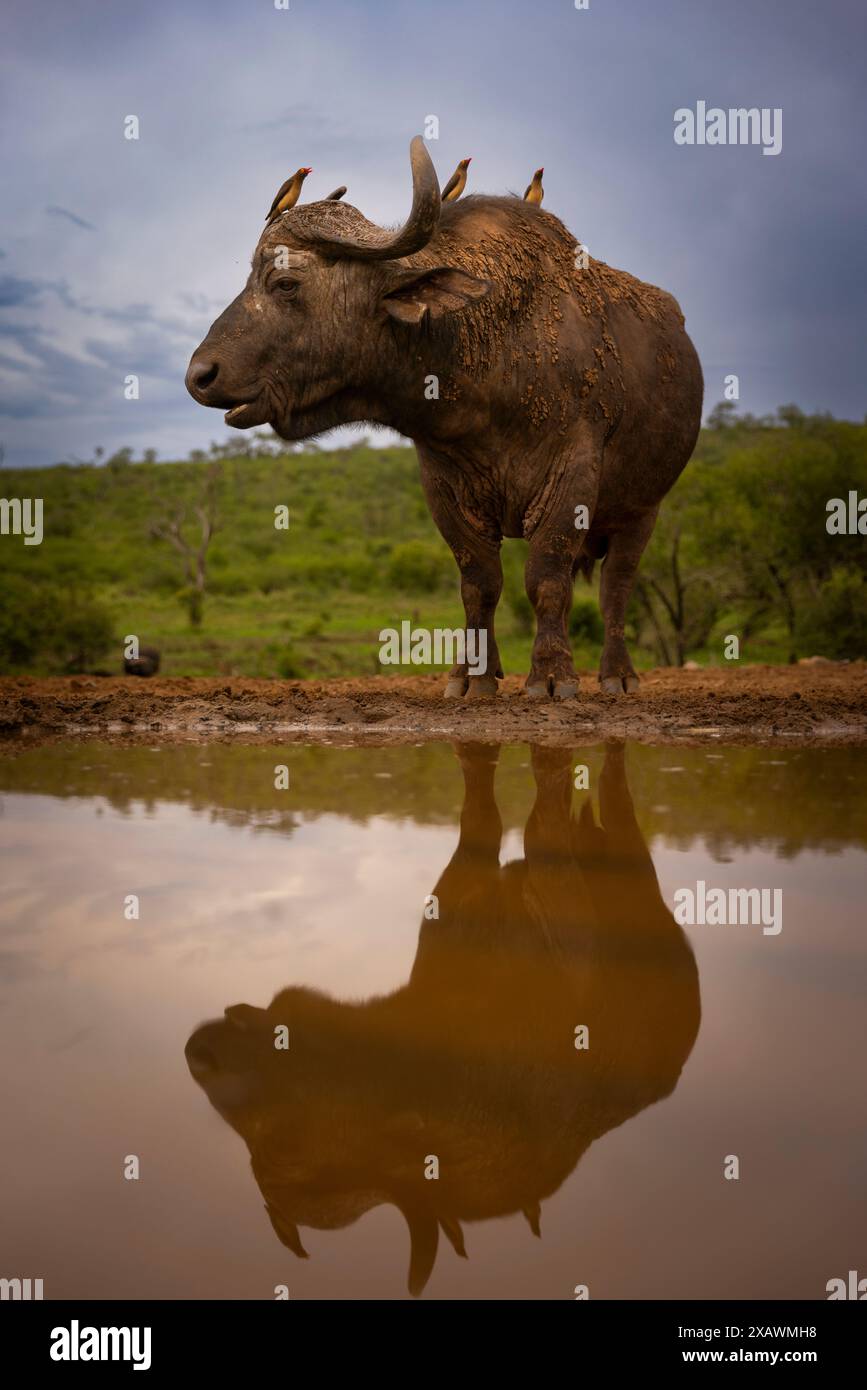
(0, 740, 864, 1300)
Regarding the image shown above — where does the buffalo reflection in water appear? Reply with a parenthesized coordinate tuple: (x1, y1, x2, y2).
(185, 743, 700, 1295)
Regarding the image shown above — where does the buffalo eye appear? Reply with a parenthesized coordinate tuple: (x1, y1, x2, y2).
(273, 277, 301, 300)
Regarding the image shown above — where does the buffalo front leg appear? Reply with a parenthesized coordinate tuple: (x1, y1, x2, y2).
(417, 451, 503, 698)
(419, 486, 504, 698)
(444, 542, 504, 698)
(598, 512, 655, 694)
(524, 531, 582, 701)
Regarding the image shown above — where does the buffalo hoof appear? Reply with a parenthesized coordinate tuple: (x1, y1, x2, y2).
(525, 675, 578, 700)
(600, 674, 640, 695)
(466, 675, 499, 700)
(444, 675, 469, 699)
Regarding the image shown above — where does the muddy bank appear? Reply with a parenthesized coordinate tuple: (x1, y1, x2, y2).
(2, 663, 866, 748)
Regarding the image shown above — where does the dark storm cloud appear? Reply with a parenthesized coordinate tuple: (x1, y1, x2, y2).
(1, 0, 865, 466)
(0, 275, 44, 308)
(45, 205, 96, 231)
(0, 320, 106, 419)
(83, 332, 184, 382)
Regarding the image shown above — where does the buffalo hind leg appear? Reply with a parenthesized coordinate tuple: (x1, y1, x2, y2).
(598, 512, 655, 694)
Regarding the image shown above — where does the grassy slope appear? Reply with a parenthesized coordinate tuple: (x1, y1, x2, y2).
(1, 446, 551, 677)
(0, 438, 795, 677)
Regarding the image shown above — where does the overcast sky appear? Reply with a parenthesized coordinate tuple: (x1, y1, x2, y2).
(1, 0, 865, 468)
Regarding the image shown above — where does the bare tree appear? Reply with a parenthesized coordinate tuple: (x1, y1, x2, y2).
(634, 524, 722, 667)
(150, 462, 221, 626)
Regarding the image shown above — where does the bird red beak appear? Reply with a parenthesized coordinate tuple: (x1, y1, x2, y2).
(466, 157, 472, 163)
(304, 167, 313, 174)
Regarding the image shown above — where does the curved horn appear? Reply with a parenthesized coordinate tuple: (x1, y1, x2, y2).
(263, 1202, 309, 1259)
(439, 1215, 467, 1259)
(390, 1188, 439, 1297)
(325, 185, 347, 201)
(522, 1202, 542, 1238)
(292, 136, 440, 261)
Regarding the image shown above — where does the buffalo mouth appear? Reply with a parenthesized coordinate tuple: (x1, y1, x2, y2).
(224, 394, 271, 429)
(271, 388, 355, 440)
(224, 385, 352, 438)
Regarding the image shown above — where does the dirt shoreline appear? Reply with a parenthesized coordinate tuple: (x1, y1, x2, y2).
(2, 664, 866, 749)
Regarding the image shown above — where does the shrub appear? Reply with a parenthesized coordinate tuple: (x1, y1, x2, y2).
(386, 540, 453, 592)
(57, 596, 116, 670)
(796, 569, 867, 659)
(506, 587, 534, 635)
(0, 577, 115, 673)
(276, 645, 306, 678)
(569, 594, 604, 644)
(310, 553, 376, 590)
(207, 566, 256, 596)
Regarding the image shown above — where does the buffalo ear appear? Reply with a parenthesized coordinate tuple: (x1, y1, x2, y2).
(382, 266, 491, 324)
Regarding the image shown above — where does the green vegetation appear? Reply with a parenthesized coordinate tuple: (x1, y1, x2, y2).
(1, 741, 864, 856)
(636, 404, 867, 665)
(1, 407, 865, 677)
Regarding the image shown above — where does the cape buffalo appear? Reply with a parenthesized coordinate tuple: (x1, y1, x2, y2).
(185, 744, 701, 1296)
(186, 138, 703, 698)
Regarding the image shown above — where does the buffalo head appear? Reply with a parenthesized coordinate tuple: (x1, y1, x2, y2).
(185, 137, 491, 441)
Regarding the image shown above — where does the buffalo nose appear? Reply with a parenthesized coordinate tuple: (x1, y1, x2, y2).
(186, 357, 219, 394)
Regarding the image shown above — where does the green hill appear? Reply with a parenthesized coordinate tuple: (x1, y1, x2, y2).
(1, 407, 866, 677)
